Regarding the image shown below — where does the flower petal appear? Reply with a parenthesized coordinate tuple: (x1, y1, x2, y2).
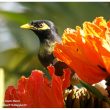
(5, 65, 71, 108)
(54, 17, 110, 84)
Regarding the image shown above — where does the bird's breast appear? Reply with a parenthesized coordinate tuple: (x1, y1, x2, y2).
(38, 42, 55, 67)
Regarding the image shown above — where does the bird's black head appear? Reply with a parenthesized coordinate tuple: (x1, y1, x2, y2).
(20, 20, 59, 42)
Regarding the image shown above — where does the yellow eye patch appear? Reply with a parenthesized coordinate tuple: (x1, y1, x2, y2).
(37, 23, 50, 30)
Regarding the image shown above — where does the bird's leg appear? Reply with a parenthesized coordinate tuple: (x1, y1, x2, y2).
(53, 59, 80, 89)
(53, 59, 69, 76)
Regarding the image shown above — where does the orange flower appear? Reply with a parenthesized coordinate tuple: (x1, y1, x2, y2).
(4, 65, 71, 108)
(54, 17, 110, 84)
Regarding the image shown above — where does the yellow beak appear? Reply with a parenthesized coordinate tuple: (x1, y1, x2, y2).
(20, 23, 34, 29)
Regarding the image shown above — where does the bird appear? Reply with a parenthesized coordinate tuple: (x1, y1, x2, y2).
(20, 20, 72, 76)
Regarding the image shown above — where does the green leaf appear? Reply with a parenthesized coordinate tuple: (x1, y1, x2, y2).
(80, 80, 110, 104)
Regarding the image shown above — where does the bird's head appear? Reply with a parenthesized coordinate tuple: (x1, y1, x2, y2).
(20, 20, 59, 42)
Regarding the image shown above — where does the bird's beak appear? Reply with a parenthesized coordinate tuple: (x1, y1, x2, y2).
(20, 23, 34, 29)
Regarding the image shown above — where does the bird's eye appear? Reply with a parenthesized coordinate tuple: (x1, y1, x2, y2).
(38, 23, 43, 27)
